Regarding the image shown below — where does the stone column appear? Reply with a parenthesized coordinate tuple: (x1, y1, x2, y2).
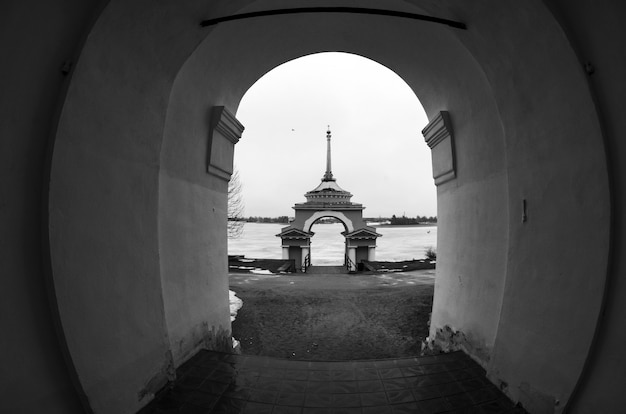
(282, 246, 289, 260)
(301, 246, 310, 270)
(347, 247, 357, 272)
(368, 246, 376, 261)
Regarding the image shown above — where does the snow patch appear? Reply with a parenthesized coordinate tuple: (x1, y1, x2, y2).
(250, 269, 274, 275)
(229, 290, 243, 322)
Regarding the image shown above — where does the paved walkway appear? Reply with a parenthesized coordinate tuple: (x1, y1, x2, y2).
(139, 350, 525, 413)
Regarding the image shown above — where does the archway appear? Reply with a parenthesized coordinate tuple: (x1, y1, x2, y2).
(233, 51, 436, 223)
(277, 128, 382, 271)
(234, 51, 434, 273)
(45, 2, 610, 413)
(303, 211, 354, 234)
(308, 217, 347, 266)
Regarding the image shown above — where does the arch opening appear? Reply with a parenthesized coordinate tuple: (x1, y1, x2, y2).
(308, 219, 347, 266)
(49, 12, 511, 411)
(234, 52, 435, 222)
(44, 2, 611, 412)
(232, 52, 434, 270)
(228, 51, 436, 359)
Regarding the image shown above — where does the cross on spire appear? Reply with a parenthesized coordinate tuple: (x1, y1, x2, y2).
(323, 126, 334, 181)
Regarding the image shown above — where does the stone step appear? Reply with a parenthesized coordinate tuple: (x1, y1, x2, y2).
(305, 265, 346, 274)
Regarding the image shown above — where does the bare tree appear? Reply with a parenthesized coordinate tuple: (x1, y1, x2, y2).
(228, 169, 245, 239)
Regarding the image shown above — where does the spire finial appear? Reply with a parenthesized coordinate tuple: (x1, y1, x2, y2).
(323, 126, 334, 181)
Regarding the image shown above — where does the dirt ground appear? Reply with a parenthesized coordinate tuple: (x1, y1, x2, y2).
(229, 270, 435, 361)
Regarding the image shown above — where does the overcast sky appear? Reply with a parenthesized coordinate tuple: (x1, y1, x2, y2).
(234, 52, 436, 218)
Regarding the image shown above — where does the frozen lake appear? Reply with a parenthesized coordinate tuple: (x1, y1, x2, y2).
(228, 222, 437, 265)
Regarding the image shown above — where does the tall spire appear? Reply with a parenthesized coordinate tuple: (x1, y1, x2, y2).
(323, 126, 334, 181)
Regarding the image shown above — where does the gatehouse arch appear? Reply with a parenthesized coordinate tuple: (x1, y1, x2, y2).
(303, 211, 354, 233)
(278, 129, 381, 272)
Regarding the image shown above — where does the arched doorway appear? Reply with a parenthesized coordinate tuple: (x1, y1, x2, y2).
(308, 218, 347, 266)
(44, 3, 610, 412)
(277, 129, 381, 271)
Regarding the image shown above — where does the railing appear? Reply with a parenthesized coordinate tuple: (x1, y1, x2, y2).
(302, 254, 311, 273)
(345, 254, 357, 273)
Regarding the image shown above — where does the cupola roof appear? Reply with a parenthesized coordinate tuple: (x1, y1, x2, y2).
(301, 128, 356, 206)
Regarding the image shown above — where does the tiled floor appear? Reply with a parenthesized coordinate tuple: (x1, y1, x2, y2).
(139, 350, 526, 413)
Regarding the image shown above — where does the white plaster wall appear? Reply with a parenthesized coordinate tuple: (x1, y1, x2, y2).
(158, 173, 230, 365)
(158, 31, 238, 364)
(416, 28, 510, 362)
(0, 1, 104, 412)
(46, 1, 214, 412)
(519, 2, 626, 412)
(441, 2, 610, 410)
(433, 173, 508, 358)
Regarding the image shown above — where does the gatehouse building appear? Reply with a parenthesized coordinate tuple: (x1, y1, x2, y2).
(277, 129, 381, 272)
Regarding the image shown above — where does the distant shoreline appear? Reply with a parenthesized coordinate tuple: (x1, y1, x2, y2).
(371, 223, 437, 228)
(241, 222, 437, 227)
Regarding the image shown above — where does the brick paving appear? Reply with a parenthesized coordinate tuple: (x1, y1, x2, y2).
(139, 350, 526, 413)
